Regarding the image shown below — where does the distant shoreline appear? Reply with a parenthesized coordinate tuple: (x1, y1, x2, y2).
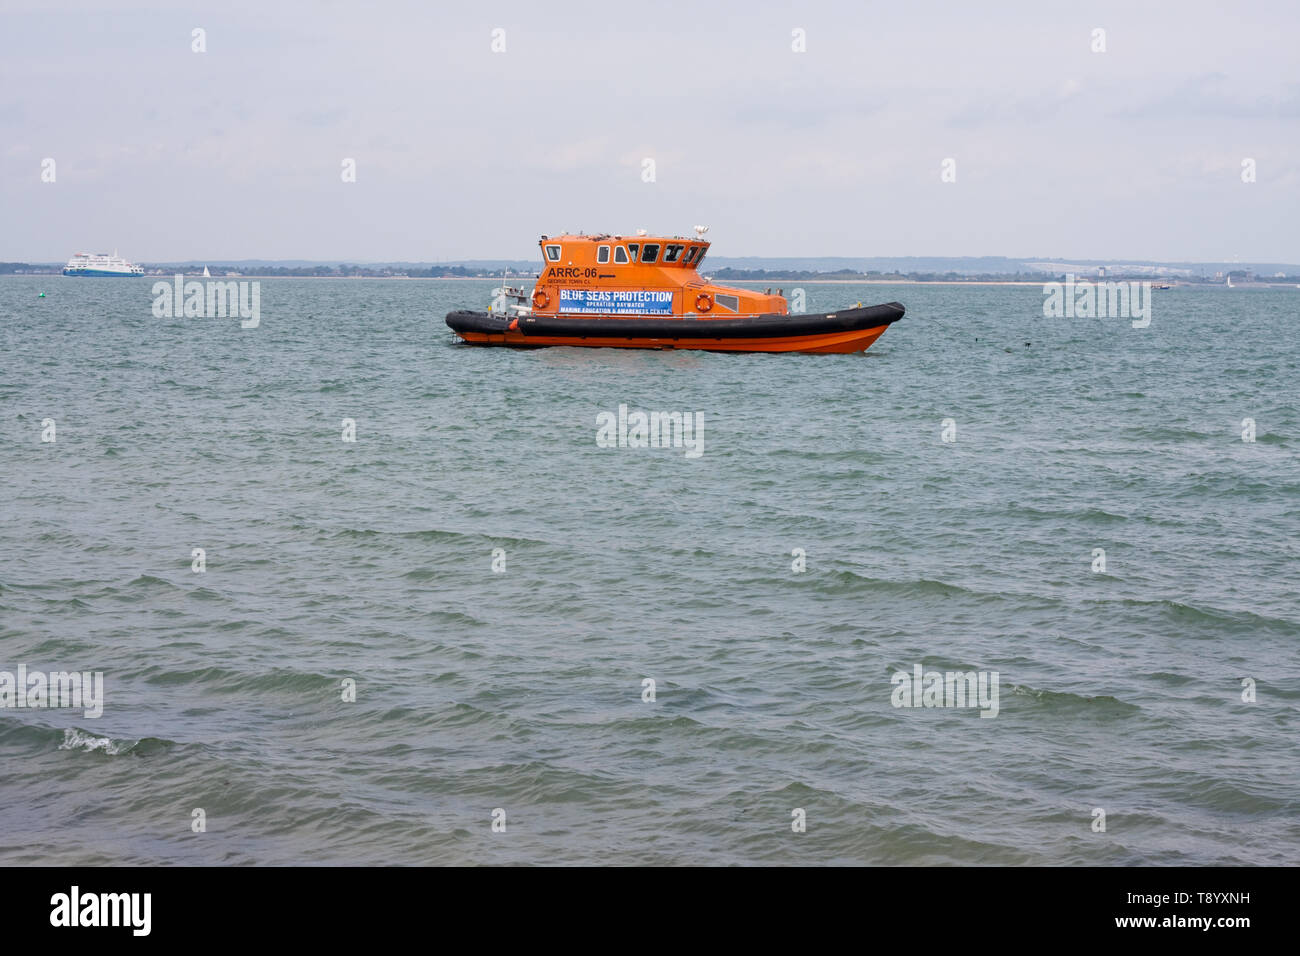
(10, 273, 1300, 287)
(7, 274, 1299, 289)
(6, 269, 1299, 289)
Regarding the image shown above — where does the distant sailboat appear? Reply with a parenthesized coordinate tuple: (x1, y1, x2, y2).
(202, 265, 211, 278)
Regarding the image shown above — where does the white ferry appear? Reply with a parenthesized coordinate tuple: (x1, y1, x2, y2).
(62, 252, 145, 277)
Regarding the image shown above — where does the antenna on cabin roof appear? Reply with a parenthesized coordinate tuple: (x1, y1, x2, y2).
(693, 225, 709, 239)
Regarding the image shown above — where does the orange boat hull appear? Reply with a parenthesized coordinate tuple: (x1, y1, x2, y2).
(446, 302, 904, 355)
(451, 324, 891, 354)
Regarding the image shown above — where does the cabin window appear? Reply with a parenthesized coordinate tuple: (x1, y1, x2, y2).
(664, 244, 683, 263)
(545, 244, 562, 262)
(626, 243, 639, 260)
(683, 246, 699, 265)
(641, 243, 660, 263)
(715, 293, 740, 313)
(695, 247, 707, 267)
(614, 246, 629, 264)
(597, 245, 610, 264)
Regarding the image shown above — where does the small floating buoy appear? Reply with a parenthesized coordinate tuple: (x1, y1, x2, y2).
(38, 292, 46, 298)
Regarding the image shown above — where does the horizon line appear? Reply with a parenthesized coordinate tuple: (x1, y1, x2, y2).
(6, 255, 1300, 267)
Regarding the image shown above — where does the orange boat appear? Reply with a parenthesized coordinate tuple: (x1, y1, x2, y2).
(445, 229, 904, 354)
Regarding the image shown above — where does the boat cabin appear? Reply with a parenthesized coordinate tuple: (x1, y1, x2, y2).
(529, 233, 787, 317)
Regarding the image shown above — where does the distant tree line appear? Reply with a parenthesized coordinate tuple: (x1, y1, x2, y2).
(5, 261, 1295, 282)
(0, 262, 61, 274)
(0, 262, 514, 277)
(148, 264, 498, 278)
(711, 268, 1053, 282)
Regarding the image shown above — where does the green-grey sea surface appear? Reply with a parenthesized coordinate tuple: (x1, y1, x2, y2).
(1, 275, 1297, 865)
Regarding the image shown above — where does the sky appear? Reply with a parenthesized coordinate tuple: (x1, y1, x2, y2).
(3, 0, 1299, 263)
